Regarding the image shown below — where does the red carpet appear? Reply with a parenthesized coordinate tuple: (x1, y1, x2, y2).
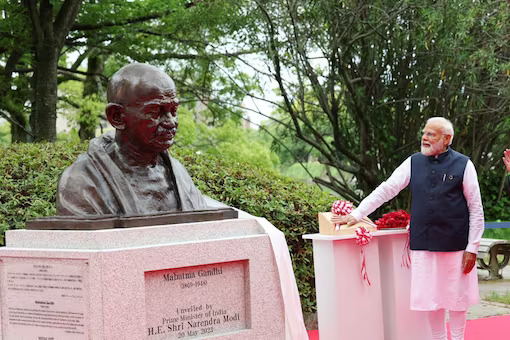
(306, 315, 510, 340)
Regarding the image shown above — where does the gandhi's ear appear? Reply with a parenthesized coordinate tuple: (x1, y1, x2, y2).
(106, 103, 126, 130)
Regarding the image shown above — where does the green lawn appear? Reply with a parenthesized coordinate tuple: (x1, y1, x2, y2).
(483, 228, 510, 241)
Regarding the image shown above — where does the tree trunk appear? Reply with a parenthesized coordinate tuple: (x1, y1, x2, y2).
(25, 0, 83, 142)
(0, 49, 31, 143)
(31, 45, 59, 142)
(79, 48, 104, 141)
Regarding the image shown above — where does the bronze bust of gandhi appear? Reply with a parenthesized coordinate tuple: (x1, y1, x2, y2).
(57, 63, 209, 216)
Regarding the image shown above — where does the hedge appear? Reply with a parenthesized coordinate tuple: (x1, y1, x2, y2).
(0, 141, 335, 314)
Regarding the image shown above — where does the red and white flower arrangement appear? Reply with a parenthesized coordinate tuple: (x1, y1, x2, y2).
(375, 210, 410, 230)
(330, 200, 353, 231)
(330, 200, 353, 216)
(375, 210, 412, 267)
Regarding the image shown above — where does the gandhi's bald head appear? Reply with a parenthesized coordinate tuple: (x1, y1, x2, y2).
(107, 63, 176, 106)
(105, 63, 180, 154)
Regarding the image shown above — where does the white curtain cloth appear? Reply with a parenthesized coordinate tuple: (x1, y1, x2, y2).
(257, 218, 309, 340)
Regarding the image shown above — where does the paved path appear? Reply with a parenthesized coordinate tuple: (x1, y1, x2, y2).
(469, 267, 510, 319)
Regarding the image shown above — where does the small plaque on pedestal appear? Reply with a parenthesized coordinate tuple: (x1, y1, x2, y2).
(318, 212, 377, 235)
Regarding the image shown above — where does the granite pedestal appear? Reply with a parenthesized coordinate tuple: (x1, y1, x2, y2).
(0, 218, 288, 340)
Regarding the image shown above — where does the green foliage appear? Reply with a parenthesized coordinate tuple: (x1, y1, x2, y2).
(58, 80, 105, 137)
(195, 121, 280, 171)
(77, 95, 104, 133)
(284, 163, 329, 181)
(0, 141, 336, 313)
(0, 122, 10, 145)
(249, 0, 510, 209)
(2, 0, 261, 142)
(479, 167, 510, 240)
(56, 128, 81, 143)
(73, 0, 260, 124)
(0, 141, 86, 244)
(174, 107, 198, 147)
(177, 108, 280, 171)
(479, 167, 510, 221)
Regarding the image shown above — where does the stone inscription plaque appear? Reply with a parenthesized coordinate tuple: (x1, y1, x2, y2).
(145, 260, 248, 339)
(0, 258, 89, 340)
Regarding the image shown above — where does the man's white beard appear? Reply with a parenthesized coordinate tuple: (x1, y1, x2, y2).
(421, 140, 445, 156)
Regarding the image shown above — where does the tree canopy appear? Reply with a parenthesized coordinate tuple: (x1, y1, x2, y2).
(1, 0, 258, 141)
(248, 0, 510, 209)
(1, 0, 508, 210)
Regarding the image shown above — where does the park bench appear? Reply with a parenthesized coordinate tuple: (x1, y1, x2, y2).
(477, 238, 510, 280)
(476, 221, 510, 280)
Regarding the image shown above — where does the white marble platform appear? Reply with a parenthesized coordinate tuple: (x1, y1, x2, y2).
(303, 229, 432, 340)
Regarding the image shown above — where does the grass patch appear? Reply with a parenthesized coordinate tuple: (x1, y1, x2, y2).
(483, 228, 510, 241)
(484, 291, 510, 305)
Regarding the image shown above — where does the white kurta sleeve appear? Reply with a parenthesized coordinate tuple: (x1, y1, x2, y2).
(462, 160, 485, 254)
(351, 157, 411, 221)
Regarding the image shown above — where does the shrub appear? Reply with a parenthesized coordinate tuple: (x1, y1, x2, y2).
(478, 168, 510, 240)
(0, 141, 86, 241)
(0, 141, 335, 313)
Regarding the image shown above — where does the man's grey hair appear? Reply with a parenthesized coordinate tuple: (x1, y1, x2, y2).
(427, 117, 454, 145)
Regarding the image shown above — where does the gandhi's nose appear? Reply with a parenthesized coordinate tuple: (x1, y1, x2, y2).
(161, 111, 178, 128)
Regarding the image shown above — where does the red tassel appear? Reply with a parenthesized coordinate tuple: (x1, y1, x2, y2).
(401, 229, 411, 268)
(360, 246, 371, 285)
(355, 227, 372, 285)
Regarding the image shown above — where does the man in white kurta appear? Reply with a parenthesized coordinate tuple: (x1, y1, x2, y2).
(332, 117, 484, 340)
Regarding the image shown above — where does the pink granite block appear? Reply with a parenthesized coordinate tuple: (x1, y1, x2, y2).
(0, 219, 286, 340)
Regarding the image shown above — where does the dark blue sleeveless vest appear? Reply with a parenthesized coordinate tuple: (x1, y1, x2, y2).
(410, 148, 470, 251)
